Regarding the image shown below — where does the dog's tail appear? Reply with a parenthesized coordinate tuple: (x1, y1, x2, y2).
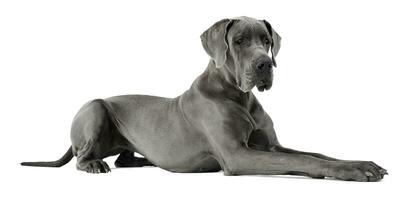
(20, 146, 74, 167)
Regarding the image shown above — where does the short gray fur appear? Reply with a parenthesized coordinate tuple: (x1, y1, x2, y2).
(21, 16, 387, 182)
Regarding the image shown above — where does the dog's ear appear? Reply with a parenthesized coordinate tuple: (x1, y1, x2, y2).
(262, 20, 281, 67)
(201, 19, 234, 68)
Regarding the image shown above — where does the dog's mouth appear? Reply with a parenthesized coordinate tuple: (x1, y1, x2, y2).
(239, 69, 273, 93)
(256, 80, 272, 92)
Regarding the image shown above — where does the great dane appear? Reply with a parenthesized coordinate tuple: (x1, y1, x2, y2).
(22, 16, 387, 181)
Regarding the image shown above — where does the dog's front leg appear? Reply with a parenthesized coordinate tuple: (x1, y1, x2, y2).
(221, 147, 328, 177)
(202, 97, 385, 181)
(219, 145, 385, 181)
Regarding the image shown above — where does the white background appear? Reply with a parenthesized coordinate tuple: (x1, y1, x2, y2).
(1, 0, 410, 199)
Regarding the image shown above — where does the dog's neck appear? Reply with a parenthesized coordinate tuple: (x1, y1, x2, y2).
(193, 60, 251, 106)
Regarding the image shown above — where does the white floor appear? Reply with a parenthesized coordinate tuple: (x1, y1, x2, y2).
(5, 155, 406, 200)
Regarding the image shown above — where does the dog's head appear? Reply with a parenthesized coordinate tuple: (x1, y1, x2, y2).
(201, 16, 281, 92)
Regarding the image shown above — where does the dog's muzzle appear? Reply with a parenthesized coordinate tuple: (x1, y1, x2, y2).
(254, 58, 273, 92)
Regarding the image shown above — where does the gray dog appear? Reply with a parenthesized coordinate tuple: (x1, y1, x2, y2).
(22, 16, 387, 182)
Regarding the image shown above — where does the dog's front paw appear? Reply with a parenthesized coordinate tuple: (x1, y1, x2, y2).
(330, 161, 387, 182)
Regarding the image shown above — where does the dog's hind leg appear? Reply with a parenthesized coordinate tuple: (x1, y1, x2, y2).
(115, 150, 155, 168)
(71, 99, 121, 173)
(75, 141, 111, 173)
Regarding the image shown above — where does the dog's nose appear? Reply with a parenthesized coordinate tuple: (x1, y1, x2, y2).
(256, 60, 273, 72)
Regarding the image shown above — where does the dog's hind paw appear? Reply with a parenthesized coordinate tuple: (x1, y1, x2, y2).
(84, 160, 111, 174)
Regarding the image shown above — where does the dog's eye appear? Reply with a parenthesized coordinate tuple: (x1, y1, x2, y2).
(235, 38, 244, 45)
(264, 38, 271, 45)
